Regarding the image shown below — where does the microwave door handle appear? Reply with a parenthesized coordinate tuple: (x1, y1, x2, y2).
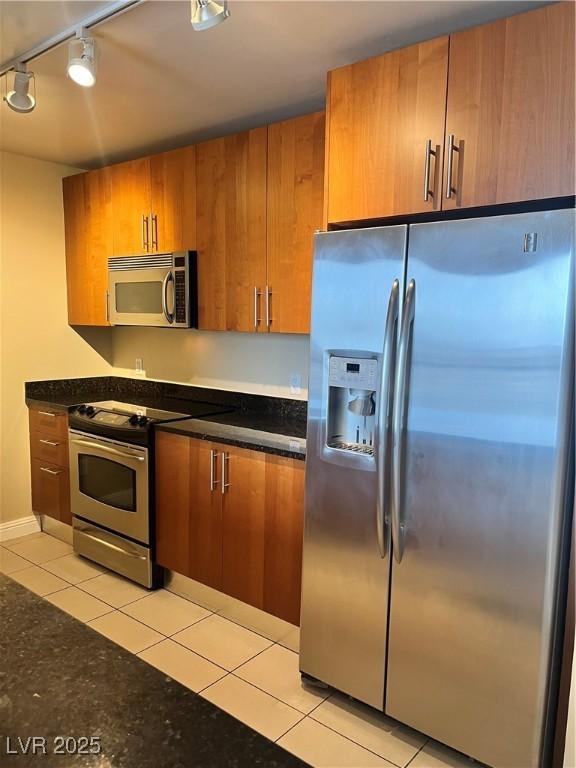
(70, 439, 145, 462)
(376, 279, 399, 559)
(162, 270, 174, 324)
(391, 279, 416, 563)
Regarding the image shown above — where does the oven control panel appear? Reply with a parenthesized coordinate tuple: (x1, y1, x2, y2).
(73, 405, 149, 428)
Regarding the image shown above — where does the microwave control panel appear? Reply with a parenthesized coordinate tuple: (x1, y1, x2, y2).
(328, 356, 378, 390)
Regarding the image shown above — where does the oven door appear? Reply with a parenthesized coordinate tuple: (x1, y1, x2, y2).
(109, 265, 175, 327)
(69, 430, 149, 544)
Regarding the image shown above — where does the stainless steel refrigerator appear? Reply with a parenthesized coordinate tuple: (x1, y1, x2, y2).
(299, 209, 575, 768)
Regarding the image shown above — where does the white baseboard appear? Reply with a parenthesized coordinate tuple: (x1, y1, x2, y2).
(0, 515, 42, 542)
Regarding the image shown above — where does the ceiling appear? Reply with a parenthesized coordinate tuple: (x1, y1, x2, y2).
(0, 0, 548, 169)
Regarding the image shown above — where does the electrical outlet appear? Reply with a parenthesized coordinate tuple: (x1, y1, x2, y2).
(135, 358, 144, 377)
(290, 373, 302, 395)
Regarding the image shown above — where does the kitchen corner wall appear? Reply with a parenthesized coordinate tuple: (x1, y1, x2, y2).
(111, 327, 309, 400)
(0, 151, 113, 524)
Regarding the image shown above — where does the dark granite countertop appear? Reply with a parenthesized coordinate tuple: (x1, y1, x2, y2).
(0, 574, 308, 767)
(25, 377, 307, 459)
(157, 411, 306, 461)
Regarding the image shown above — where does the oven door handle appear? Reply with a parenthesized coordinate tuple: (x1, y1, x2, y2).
(71, 439, 146, 462)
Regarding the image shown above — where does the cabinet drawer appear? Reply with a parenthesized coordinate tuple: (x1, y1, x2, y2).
(29, 408, 69, 439)
(30, 431, 69, 467)
(31, 459, 71, 524)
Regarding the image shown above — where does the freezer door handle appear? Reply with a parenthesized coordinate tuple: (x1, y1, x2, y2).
(376, 279, 400, 558)
(392, 279, 416, 563)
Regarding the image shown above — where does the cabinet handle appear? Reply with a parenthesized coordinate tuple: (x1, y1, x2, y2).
(151, 213, 158, 251)
(142, 214, 150, 251)
(39, 439, 60, 447)
(209, 449, 220, 491)
(221, 452, 230, 495)
(38, 411, 57, 418)
(423, 139, 437, 202)
(40, 467, 62, 475)
(265, 285, 272, 328)
(445, 134, 460, 199)
(253, 287, 262, 328)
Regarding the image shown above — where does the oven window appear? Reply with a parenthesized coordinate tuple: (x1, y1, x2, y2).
(115, 281, 162, 314)
(78, 455, 136, 512)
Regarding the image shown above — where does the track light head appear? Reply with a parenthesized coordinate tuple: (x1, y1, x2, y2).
(67, 34, 96, 87)
(4, 65, 36, 113)
(191, 0, 229, 31)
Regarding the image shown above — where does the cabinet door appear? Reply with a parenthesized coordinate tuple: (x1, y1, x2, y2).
(149, 146, 197, 253)
(188, 439, 223, 590)
(155, 432, 191, 575)
(110, 157, 151, 256)
(221, 445, 266, 608)
(264, 455, 305, 625)
(444, 3, 575, 209)
(196, 128, 267, 332)
(63, 168, 112, 326)
(31, 459, 70, 524)
(326, 37, 448, 224)
(267, 112, 325, 334)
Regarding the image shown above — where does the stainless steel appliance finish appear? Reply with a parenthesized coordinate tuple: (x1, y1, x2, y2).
(73, 518, 153, 586)
(299, 209, 575, 767)
(69, 429, 149, 544)
(300, 225, 407, 709)
(108, 251, 196, 327)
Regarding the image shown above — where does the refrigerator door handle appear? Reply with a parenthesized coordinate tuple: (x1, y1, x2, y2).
(392, 279, 416, 563)
(376, 279, 400, 558)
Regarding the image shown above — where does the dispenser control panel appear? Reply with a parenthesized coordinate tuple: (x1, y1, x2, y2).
(328, 356, 378, 389)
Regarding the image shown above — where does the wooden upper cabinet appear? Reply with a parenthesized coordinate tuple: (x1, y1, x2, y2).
(264, 455, 305, 625)
(196, 127, 268, 332)
(63, 167, 112, 326)
(149, 146, 196, 253)
(444, 2, 575, 209)
(326, 37, 449, 224)
(267, 112, 325, 334)
(110, 157, 151, 256)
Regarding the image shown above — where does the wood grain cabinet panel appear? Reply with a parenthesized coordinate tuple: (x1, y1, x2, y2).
(63, 167, 112, 326)
(443, 2, 575, 208)
(188, 440, 223, 590)
(30, 431, 68, 467)
(267, 112, 325, 334)
(149, 146, 197, 253)
(326, 37, 449, 224)
(264, 455, 305, 625)
(110, 157, 151, 256)
(155, 431, 191, 576)
(31, 459, 70, 524)
(221, 445, 267, 608)
(196, 127, 268, 332)
(29, 408, 69, 439)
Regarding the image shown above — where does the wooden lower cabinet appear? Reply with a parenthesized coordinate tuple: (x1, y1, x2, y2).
(155, 432, 305, 625)
(28, 408, 71, 525)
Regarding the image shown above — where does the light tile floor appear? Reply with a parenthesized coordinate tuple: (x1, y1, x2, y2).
(1, 532, 480, 768)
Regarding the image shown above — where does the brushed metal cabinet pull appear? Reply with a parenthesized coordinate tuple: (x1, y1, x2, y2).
(253, 286, 262, 328)
(221, 452, 230, 494)
(142, 214, 150, 251)
(423, 139, 437, 202)
(445, 134, 460, 200)
(38, 411, 57, 418)
(265, 285, 272, 328)
(209, 449, 220, 491)
(151, 213, 158, 251)
(39, 439, 60, 447)
(40, 467, 62, 475)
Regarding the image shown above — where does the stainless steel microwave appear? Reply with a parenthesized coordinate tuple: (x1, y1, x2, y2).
(108, 251, 197, 327)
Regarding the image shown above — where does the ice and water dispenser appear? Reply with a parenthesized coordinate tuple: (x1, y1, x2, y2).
(326, 355, 378, 455)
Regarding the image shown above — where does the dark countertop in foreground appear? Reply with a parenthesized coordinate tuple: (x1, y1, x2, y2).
(25, 376, 307, 459)
(0, 574, 308, 768)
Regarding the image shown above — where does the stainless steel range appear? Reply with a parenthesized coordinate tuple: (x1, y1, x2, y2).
(68, 399, 230, 587)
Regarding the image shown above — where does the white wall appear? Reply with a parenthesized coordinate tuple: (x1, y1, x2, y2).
(112, 327, 309, 399)
(0, 151, 113, 524)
